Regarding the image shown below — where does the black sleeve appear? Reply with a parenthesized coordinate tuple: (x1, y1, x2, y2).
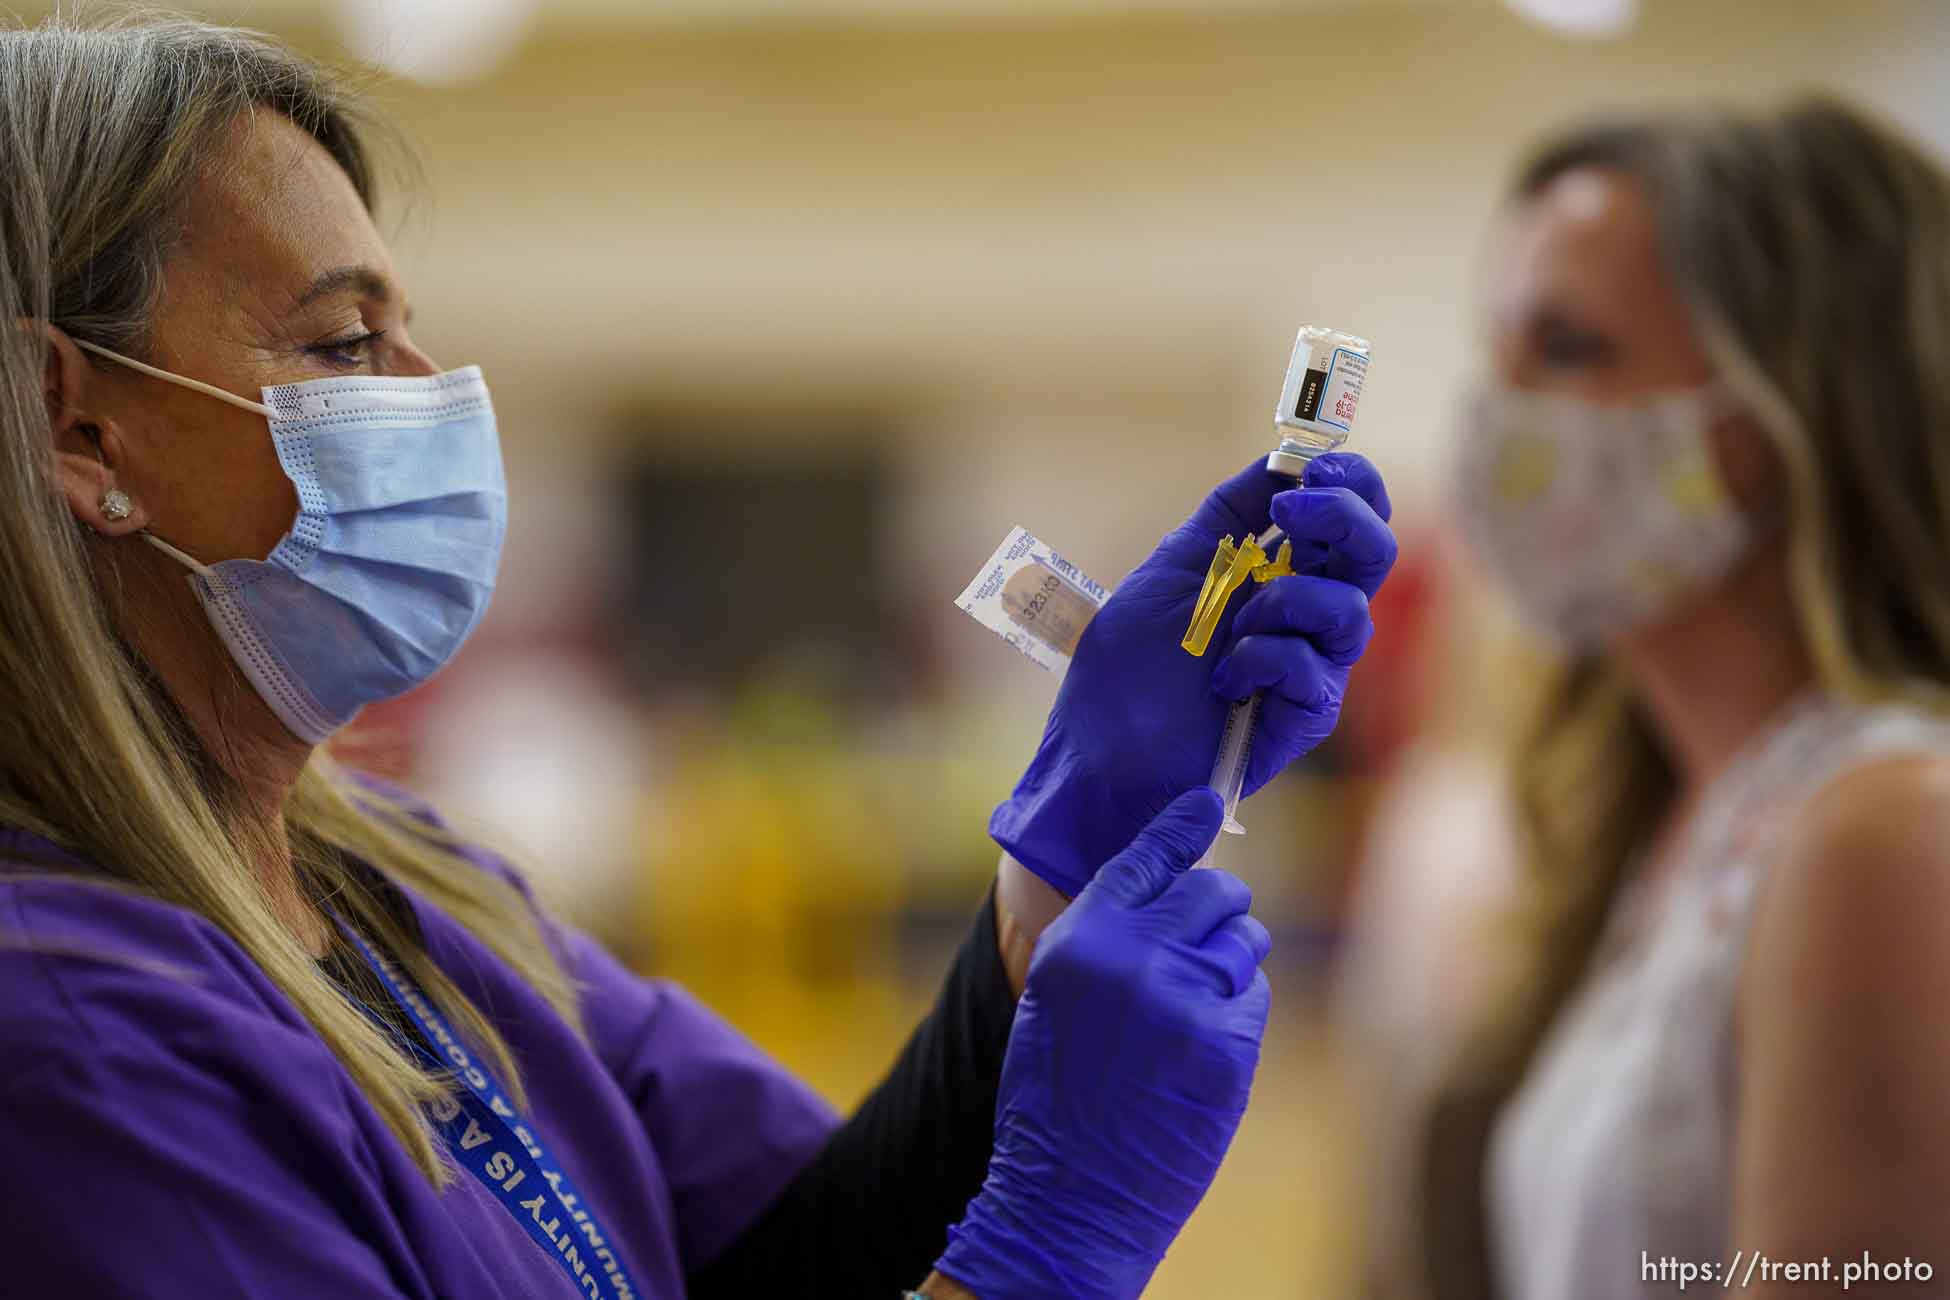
(686, 886, 1018, 1297)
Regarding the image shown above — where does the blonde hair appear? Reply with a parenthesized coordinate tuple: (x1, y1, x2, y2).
(1414, 96, 1950, 1298)
(0, 13, 581, 1189)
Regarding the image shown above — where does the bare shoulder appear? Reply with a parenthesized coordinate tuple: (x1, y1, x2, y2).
(1743, 752, 1950, 1044)
(1796, 751, 1950, 847)
(1730, 758, 1950, 1261)
(1768, 752, 1950, 925)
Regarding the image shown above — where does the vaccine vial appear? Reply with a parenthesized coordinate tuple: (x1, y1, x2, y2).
(1268, 325, 1370, 477)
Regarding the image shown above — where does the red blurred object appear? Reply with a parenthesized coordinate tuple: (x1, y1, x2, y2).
(1337, 529, 1447, 774)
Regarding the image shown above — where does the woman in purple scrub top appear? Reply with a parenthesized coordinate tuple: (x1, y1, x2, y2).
(0, 14, 1396, 1300)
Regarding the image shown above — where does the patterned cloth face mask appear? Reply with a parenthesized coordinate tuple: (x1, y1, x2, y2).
(76, 339, 506, 743)
(1451, 379, 1752, 650)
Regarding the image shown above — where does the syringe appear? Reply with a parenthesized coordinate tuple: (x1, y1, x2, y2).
(1190, 325, 1371, 870)
(1197, 519, 1289, 851)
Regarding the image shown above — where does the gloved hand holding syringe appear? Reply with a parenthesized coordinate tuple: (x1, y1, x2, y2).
(940, 324, 1390, 1300)
(1180, 325, 1372, 868)
(961, 322, 1391, 902)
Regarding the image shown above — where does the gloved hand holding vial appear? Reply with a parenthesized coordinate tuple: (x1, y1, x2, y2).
(986, 323, 1394, 898)
(1182, 325, 1378, 866)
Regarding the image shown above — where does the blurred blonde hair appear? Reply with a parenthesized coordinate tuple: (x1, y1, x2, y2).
(0, 13, 581, 1190)
(1414, 96, 1950, 1298)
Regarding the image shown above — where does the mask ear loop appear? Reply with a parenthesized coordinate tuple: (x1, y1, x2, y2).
(71, 337, 275, 418)
(139, 531, 215, 577)
(69, 338, 269, 576)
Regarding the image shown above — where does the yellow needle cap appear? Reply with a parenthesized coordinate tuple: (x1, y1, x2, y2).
(1181, 533, 1268, 656)
(1251, 539, 1294, 583)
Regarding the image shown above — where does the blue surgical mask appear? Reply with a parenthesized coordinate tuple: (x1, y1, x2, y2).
(75, 339, 506, 743)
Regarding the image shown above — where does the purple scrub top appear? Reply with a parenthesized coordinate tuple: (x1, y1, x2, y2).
(0, 782, 840, 1299)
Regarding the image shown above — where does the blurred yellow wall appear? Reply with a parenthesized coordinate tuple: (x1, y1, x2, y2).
(367, 0, 1949, 713)
(43, 0, 1942, 747)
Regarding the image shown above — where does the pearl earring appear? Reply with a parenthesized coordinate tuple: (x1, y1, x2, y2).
(100, 488, 132, 522)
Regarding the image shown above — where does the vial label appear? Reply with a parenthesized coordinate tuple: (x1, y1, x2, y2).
(1294, 362, 1329, 421)
(1303, 347, 1367, 432)
(1275, 325, 1371, 445)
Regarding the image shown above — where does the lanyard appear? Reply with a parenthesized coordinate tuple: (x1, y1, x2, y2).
(330, 915, 644, 1300)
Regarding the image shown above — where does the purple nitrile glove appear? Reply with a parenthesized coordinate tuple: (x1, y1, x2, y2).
(990, 452, 1396, 897)
(938, 788, 1270, 1299)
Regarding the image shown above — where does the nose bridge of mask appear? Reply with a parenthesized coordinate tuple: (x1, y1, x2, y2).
(1471, 380, 1727, 496)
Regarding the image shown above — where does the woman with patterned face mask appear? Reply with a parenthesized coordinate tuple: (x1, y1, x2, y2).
(1395, 100, 1950, 1300)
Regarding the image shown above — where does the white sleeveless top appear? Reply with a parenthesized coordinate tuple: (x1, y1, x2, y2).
(1486, 691, 1950, 1300)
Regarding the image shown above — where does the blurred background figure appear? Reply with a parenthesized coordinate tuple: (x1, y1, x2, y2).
(60, 0, 1941, 1292)
(1358, 88, 1950, 1300)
